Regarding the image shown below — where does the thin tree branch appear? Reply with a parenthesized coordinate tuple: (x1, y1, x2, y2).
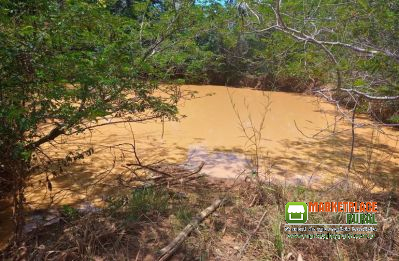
(341, 89, 399, 101)
(157, 198, 224, 261)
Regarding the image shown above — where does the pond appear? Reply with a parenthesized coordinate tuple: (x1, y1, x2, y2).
(1, 85, 398, 250)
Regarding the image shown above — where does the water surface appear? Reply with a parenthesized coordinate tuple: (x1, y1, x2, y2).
(2, 85, 398, 249)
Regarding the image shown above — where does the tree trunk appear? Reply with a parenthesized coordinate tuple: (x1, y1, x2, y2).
(12, 162, 27, 243)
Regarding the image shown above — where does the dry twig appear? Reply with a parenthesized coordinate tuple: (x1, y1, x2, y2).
(157, 197, 225, 261)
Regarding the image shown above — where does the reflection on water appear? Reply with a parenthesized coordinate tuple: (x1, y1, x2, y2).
(185, 145, 249, 179)
(2, 85, 398, 249)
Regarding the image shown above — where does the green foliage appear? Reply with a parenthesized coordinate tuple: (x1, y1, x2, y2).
(0, 0, 184, 188)
(273, 220, 284, 257)
(126, 187, 169, 221)
(105, 187, 170, 221)
(388, 114, 399, 124)
(174, 205, 194, 226)
(142, 0, 399, 97)
(0, 1, 191, 238)
(61, 205, 79, 220)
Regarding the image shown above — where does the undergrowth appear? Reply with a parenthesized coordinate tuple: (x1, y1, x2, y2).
(1, 180, 398, 260)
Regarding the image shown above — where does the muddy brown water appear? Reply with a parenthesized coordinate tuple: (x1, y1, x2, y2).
(1, 85, 398, 250)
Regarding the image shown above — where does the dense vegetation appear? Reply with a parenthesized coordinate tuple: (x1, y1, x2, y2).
(1, 0, 398, 251)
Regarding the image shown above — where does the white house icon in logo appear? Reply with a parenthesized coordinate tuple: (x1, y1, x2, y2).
(288, 204, 305, 220)
(285, 202, 308, 224)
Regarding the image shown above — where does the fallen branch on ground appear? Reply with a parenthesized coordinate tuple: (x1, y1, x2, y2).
(122, 161, 205, 190)
(157, 197, 225, 261)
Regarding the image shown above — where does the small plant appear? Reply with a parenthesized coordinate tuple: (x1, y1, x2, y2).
(293, 185, 306, 199)
(127, 187, 170, 221)
(388, 114, 399, 124)
(273, 220, 284, 258)
(175, 206, 194, 226)
(61, 205, 79, 220)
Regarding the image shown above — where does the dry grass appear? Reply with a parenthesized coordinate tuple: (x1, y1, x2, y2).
(30, 214, 136, 260)
(1, 176, 398, 260)
(217, 182, 399, 261)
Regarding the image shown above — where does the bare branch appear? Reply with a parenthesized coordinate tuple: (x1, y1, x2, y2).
(157, 198, 225, 261)
(341, 89, 399, 101)
(267, 1, 398, 60)
(26, 126, 65, 150)
(26, 115, 162, 150)
(255, 0, 399, 99)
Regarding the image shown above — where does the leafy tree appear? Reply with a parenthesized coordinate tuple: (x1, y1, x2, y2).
(0, 0, 190, 240)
